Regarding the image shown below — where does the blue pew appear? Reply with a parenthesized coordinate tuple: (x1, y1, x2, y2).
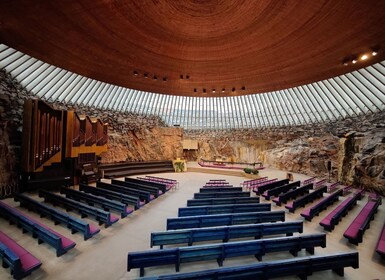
(167, 211, 285, 230)
(262, 181, 301, 200)
(151, 221, 303, 248)
(79, 184, 143, 209)
(97, 181, 153, 202)
(253, 178, 290, 195)
(285, 186, 327, 213)
(0, 201, 76, 257)
(114, 179, 162, 197)
(194, 192, 250, 199)
(178, 203, 271, 217)
(320, 191, 363, 231)
(273, 183, 313, 206)
(140, 252, 359, 279)
(199, 187, 242, 193)
(60, 188, 134, 218)
(39, 190, 119, 228)
(128, 234, 326, 276)
(187, 197, 260, 206)
(14, 193, 100, 240)
(125, 177, 168, 193)
(0, 230, 42, 279)
(300, 189, 343, 221)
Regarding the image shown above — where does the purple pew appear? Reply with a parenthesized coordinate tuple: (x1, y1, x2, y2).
(300, 189, 343, 221)
(0, 230, 42, 279)
(376, 222, 385, 259)
(319, 191, 363, 231)
(0, 201, 76, 257)
(343, 196, 382, 245)
(285, 186, 327, 213)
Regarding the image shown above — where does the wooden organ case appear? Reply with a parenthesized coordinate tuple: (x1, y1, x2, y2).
(21, 99, 108, 190)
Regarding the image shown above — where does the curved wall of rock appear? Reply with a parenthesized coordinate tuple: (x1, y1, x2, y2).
(0, 70, 384, 196)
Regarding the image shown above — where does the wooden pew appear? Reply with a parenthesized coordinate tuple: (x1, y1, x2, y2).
(0, 201, 76, 257)
(300, 189, 343, 221)
(343, 196, 382, 245)
(262, 181, 301, 200)
(79, 184, 143, 210)
(151, 221, 303, 249)
(194, 192, 250, 199)
(273, 183, 313, 206)
(125, 177, 168, 194)
(14, 193, 100, 240)
(376, 222, 385, 259)
(0, 231, 42, 279)
(60, 188, 134, 218)
(199, 187, 241, 193)
(97, 181, 153, 203)
(285, 186, 327, 213)
(253, 179, 290, 195)
(178, 203, 271, 217)
(110, 180, 158, 199)
(187, 197, 260, 206)
(39, 190, 119, 228)
(319, 191, 363, 231)
(167, 211, 285, 230)
(139, 252, 359, 280)
(128, 233, 326, 276)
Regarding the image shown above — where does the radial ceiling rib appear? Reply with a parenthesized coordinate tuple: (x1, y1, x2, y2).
(1, 44, 384, 129)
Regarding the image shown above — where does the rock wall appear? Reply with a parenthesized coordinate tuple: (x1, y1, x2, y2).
(101, 127, 183, 163)
(185, 111, 385, 194)
(1, 68, 385, 196)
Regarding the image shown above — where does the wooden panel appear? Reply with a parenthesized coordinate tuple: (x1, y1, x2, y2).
(1, 1, 385, 96)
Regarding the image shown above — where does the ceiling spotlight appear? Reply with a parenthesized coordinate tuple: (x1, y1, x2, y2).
(342, 57, 349, 66)
(221, 88, 225, 93)
(352, 57, 357, 64)
(372, 50, 378, 56)
(212, 89, 216, 93)
(360, 54, 368, 61)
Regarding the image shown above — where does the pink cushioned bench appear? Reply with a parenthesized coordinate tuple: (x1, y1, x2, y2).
(0, 230, 42, 279)
(300, 189, 343, 221)
(319, 191, 363, 231)
(376, 222, 385, 259)
(343, 196, 382, 245)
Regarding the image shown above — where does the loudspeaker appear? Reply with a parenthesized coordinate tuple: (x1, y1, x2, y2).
(327, 160, 332, 171)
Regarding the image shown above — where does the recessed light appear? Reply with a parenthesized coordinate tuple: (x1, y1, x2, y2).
(180, 75, 183, 79)
(186, 75, 190, 79)
(360, 54, 368, 61)
(352, 59, 357, 64)
(133, 71, 138, 76)
(194, 88, 197, 92)
(144, 73, 148, 78)
(232, 88, 235, 92)
(241, 86, 246, 90)
(222, 88, 225, 93)
(372, 51, 378, 56)
(153, 76, 157, 80)
(163, 77, 167, 82)
(203, 88, 206, 93)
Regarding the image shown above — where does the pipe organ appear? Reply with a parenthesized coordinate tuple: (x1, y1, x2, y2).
(22, 99, 108, 189)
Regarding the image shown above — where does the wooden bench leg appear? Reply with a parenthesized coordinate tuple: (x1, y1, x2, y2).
(306, 247, 314, 255)
(289, 249, 298, 257)
(217, 258, 223, 267)
(139, 267, 145, 277)
(333, 267, 344, 276)
(255, 254, 262, 261)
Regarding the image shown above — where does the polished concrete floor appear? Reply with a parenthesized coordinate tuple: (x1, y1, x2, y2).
(0, 165, 384, 280)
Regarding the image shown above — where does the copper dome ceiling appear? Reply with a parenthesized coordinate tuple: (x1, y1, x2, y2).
(1, 0, 385, 97)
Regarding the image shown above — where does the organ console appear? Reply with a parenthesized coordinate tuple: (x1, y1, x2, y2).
(21, 99, 108, 190)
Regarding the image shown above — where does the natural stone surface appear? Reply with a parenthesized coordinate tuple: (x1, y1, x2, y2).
(100, 127, 183, 163)
(1, 68, 385, 196)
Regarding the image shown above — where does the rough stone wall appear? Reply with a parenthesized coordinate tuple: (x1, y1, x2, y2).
(0, 70, 33, 197)
(101, 127, 183, 163)
(1, 69, 385, 195)
(185, 111, 385, 194)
